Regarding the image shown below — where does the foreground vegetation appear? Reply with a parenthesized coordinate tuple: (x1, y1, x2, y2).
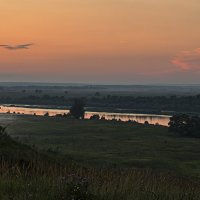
(1, 129, 200, 200)
(1, 114, 200, 177)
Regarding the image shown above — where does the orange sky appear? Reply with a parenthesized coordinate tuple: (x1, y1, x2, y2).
(1, 0, 200, 83)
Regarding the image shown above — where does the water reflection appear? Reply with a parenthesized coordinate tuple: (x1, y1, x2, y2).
(0, 105, 171, 126)
(85, 112, 170, 126)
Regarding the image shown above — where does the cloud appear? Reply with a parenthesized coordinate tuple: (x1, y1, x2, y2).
(0, 43, 34, 50)
(171, 48, 200, 71)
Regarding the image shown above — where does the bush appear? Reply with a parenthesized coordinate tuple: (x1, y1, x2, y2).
(90, 114, 100, 120)
(169, 114, 200, 137)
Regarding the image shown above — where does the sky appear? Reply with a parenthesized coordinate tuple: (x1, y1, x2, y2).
(0, 0, 200, 84)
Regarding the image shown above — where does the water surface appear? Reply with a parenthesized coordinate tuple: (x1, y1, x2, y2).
(0, 105, 171, 126)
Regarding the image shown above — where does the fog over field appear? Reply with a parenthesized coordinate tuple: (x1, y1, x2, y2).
(0, 82, 200, 96)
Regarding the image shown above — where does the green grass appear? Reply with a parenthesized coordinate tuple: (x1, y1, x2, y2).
(1, 164, 200, 200)
(0, 132, 200, 200)
(2, 113, 200, 177)
(1, 114, 200, 199)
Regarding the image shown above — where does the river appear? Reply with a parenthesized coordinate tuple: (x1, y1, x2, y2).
(0, 105, 171, 126)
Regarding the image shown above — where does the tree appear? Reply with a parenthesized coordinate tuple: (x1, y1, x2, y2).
(168, 114, 200, 137)
(90, 114, 100, 120)
(44, 112, 49, 117)
(95, 92, 100, 96)
(70, 99, 85, 119)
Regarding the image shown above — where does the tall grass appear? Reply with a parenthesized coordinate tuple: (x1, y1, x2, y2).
(1, 125, 200, 199)
(0, 158, 200, 200)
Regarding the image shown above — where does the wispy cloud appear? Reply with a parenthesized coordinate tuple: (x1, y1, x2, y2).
(0, 43, 34, 50)
(172, 48, 200, 71)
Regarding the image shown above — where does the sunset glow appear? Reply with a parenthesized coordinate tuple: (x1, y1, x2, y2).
(1, 0, 200, 83)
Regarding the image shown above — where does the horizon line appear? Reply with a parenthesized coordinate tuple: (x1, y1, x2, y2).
(0, 81, 200, 87)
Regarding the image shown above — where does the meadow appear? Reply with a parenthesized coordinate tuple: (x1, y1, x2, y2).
(2, 114, 200, 177)
(1, 125, 200, 200)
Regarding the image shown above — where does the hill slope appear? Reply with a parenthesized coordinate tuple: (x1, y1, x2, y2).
(0, 124, 200, 200)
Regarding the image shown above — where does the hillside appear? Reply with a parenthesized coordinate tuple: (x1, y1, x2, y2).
(1, 122, 200, 199)
(0, 126, 39, 162)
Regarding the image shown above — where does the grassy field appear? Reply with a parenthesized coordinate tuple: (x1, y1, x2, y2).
(1, 127, 200, 200)
(1, 113, 200, 177)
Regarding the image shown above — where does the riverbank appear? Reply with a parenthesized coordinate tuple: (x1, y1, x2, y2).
(0, 104, 171, 126)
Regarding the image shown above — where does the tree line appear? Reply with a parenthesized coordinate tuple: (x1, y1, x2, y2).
(1, 94, 200, 114)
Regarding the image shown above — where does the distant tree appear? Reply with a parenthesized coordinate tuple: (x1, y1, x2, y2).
(168, 114, 200, 137)
(55, 113, 72, 118)
(44, 112, 49, 117)
(35, 89, 42, 94)
(101, 116, 106, 120)
(90, 114, 100, 120)
(64, 112, 72, 118)
(70, 99, 85, 119)
(95, 92, 100, 96)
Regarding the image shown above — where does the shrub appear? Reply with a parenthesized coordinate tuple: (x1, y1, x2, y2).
(169, 114, 200, 137)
